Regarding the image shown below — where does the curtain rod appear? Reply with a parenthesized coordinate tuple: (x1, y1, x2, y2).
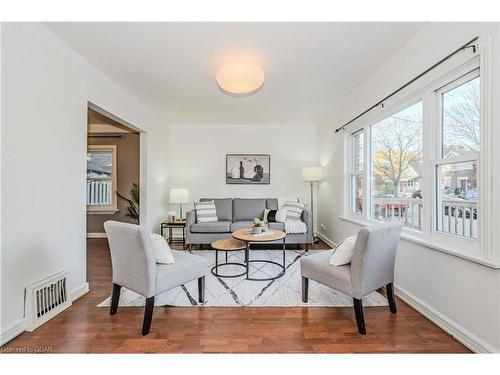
(334, 36, 479, 134)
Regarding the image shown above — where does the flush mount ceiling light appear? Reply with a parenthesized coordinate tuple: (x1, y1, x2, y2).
(216, 61, 265, 96)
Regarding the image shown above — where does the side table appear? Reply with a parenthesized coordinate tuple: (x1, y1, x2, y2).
(160, 220, 186, 250)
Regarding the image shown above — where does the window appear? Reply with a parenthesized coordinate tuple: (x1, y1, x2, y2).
(345, 59, 486, 259)
(370, 101, 423, 230)
(87, 145, 117, 213)
(436, 71, 480, 239)
(349, 130, 364, 214)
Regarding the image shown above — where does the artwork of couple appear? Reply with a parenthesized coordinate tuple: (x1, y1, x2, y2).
(226, 154, 270, 184)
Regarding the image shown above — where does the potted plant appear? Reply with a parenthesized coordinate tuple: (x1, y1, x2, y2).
(116, 183, 140, 224)
(252, 218, 265, 234)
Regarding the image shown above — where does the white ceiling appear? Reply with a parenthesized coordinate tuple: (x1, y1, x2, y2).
(45, 22, 426, 125)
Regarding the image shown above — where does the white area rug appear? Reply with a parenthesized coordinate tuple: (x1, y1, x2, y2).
(98, 249, 388, 307)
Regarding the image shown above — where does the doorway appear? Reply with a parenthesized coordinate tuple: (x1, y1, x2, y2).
(86, 107, 141, 236)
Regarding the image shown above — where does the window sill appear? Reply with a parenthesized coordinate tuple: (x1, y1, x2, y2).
(339, 215, 500, 269)
(87, 209, 119, 215)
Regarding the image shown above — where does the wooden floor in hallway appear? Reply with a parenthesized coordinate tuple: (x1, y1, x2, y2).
(1, 238, 470, 353)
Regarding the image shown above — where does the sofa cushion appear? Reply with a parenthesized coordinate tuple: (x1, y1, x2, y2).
(233, 198, 266, 221)
(230, 221, 254, 232)
(266, 198, 279, 210)
(200, 198, 232, 221)
(268, 222, 285, 231)
(191, 221, 231, 233)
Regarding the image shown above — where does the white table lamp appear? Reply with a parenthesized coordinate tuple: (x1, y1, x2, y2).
(169, 188, 190, 220)
(302, 166, 323, 243)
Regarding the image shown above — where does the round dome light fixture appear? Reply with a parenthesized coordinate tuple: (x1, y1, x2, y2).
(216, 61, 264, 96)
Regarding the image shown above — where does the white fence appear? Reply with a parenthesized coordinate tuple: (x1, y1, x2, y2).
(373, 198, 423, 231)
(372, 197, 477, 239)
(439, 201, 477, 239)
(86, 180, 112, 205)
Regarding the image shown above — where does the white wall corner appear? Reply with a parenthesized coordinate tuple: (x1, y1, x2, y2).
(395, 284, 498, 353)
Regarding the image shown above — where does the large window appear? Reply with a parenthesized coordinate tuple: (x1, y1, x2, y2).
(347, 63, 484, 255)
(436, 71, 480, 239)
(87, 145, 118, 213)
(370, 101, 423, 230)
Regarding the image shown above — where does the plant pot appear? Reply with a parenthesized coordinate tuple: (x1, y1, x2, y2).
(253, 226, 262, 234)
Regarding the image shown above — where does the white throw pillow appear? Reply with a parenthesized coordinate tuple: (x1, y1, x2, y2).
(275, 208, 288, 223)
(150, 233, 175, 264)
(278, 197, 298, 208)
(329, 236, 357, 266)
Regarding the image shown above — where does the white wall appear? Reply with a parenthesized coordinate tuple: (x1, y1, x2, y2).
(0, 23, 170, 344)
(168, 124, 318, 216)
(317, 23, 500, 352)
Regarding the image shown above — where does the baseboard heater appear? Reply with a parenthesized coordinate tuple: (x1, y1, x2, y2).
(24, 271, 72, 331)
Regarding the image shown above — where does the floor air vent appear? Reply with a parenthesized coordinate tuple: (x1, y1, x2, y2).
(24, 271, 72, 331)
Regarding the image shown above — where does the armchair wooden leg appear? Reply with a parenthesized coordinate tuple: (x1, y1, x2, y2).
(302, 276, 309, 303)
(386, 282, 397, 313)
(110, 283, 121, 315)
(305, 243, 309, 252)
(353, 298, 366, 335)
(198, 276, 205, 303)
(142, 296, 155, 336)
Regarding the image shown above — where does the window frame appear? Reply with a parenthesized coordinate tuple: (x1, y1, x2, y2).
(431, 68, 481, 254)
(87, 144, 118, 214)
(348, 129, 365, 215)
(343, 43, 495, 265)
(367, 98, 424, 231)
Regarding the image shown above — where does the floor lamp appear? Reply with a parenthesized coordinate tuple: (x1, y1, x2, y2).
(302, 166, 323, 244)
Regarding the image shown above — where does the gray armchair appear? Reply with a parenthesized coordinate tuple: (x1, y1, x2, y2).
(104, 220, 207, 335)
(300, 221, 403, 334)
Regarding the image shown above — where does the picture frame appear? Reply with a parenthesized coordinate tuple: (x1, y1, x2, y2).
(226, 154, 270, 185)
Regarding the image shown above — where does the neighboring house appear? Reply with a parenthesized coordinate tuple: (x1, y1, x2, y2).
(87, 154, 112, 178)
(398, 162, 423, 197)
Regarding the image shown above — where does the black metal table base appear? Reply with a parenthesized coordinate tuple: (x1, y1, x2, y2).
(245, 238, 286, 281)
(211, 249, 246, 278)
(246, 259, 285, 281)
(211, 263, 247, 278)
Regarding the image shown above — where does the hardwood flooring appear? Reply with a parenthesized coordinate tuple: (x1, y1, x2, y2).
(1, 239, 470, 353)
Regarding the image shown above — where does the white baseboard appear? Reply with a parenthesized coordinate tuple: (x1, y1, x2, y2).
(71, 282, 90, 301)
(315, 232, 337, 248)
(0, 283, 90, 347)
(0, 318, 27, 347)
(395, 284, 497, 353)
(87, 233, 107, 238)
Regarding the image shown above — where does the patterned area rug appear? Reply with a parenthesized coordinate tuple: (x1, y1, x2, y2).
(98, 249, 388, 307)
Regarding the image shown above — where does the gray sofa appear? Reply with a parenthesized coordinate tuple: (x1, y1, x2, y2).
(186, 198, 312, 248)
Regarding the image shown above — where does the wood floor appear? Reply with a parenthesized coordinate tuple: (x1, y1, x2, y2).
(1, 238, 470, 353)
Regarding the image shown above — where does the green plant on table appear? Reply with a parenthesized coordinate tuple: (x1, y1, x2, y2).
(253, 218, 264, 227)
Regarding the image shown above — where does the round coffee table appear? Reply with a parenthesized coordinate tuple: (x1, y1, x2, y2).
(210, 239, 247, 278)
(232, 228, 287, 281)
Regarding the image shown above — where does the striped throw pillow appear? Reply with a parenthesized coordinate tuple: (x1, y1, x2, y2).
(194, 200, 218, 223)
(283, 201, 306, 221)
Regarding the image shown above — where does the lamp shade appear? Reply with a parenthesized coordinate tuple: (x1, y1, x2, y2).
(169, 188, 190, 204)
(302, 166, 323, 182)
